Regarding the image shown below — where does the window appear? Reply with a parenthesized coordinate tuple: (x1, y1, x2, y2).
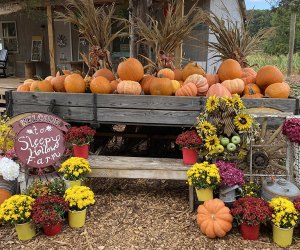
(1, 21, 18, 53)
(78, 37, 89, 61)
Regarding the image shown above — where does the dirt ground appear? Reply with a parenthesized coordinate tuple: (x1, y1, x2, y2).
(0, 178, 300, 250)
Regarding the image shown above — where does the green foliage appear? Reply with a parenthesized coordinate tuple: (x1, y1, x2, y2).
(247, 10, 272, 36)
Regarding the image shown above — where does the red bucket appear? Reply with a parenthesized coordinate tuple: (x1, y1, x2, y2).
(182, 148, 198, 165)
(73, 144, 89, 159)
(43, 222, 62, 236)
(240, 223, 260, 240)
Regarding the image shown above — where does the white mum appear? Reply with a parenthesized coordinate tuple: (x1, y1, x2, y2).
(0, 157, 20, 181)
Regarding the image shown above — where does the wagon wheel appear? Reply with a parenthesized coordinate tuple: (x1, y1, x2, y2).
(245, 108, 289, 178)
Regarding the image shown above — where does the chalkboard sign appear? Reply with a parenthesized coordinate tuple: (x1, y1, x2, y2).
(12, 113, 70, 168)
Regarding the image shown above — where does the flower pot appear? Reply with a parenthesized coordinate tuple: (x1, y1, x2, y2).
(240, 223, 260, 240)
(68, 209, 87, 228)
(195, 188, 213, 201)
(73, 144, 89, 159)
(272, 224, 294, 247)
(64, 178, 82, 189)
(15, 221, 36, 241)
(43, 222, 63, 236)
(182, 148, 198, 165)
(219, 185, 240, 203)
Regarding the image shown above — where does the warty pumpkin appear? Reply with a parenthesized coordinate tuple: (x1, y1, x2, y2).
(256, 65, 284, 90)
(217, 59, 242, 82)
(117, 80, 142, 95)
(265, 82, 290, 98)
(184, 74, 209, 96)
(157, 68, 175, 80)
(17, 84, 30, 92)
(150, 77, 173, 96)
(173, 68, 183, 81)
(51, 75, 67, 92)
(90, 76, 112, 94)
(117, 58, 144, 82)
(241, 67, 256, 85)
(206, 83, 231, 97)
(64, 74, 86, 93)
(140, 75, 155, 95)
(93, 68, 115, 81)
(197, 198, 233, 238)
(221, 78, 245, 94)
(182, 62, 205, 80)
(175, 82, 197, 96)
(205, 74, 219, 86)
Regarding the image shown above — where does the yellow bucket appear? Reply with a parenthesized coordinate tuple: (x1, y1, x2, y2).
(64, 179, 81, 189)
(68, 209, 87, 228)
(272, 224, 294, 247)
(195, 188, 213, 201)
(15, 222, 36, 241)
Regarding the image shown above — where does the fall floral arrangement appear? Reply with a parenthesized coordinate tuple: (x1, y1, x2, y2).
(215, 160, 245, 188)
(187, 161, 220, 189)
(196, 94, 257, 160)
(175, 129, 202, 149)
(25, 179, 66, 198)
(240, 182, 261, 198)
(64, 186, 95, 211)
(269, 197, 298, 228)
(231, 196, 272, 226)
(59, 157, 91, 181)
(32, 194, 69, 226)
(0, 157, 20, 181)
(0, 195, 35, 224)
(65, 125, 96, 146)
(282, 118, 300, 143)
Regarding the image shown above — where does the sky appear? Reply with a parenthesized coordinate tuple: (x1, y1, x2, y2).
(245, 0, 272, 10)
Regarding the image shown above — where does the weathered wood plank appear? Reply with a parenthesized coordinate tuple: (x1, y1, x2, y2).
(88, 155, 191, 170)
(97, 108, 199, 126)
(11, 92, 94, 107)
(243, 98, 297, 113)
(12, 105, 94, 121)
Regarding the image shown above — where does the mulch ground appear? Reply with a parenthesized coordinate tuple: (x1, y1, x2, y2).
(1, 178, 300, 250)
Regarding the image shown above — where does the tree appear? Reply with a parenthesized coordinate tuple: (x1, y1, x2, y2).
(247, 10, 272, 36)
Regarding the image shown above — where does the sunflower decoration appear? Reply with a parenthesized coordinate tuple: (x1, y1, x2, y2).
(195, 95, 257, 160)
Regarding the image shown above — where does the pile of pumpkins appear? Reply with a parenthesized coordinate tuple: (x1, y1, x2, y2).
(16, 58, 290, 99)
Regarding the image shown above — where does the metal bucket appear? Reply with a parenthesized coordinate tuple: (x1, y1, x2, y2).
(0, 176, 17, 194)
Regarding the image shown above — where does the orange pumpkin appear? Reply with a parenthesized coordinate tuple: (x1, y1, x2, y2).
(110, 79, 121, 92)
(241, 67, 256, 85)
(24, 79, 34, 87)
(197, 199, 233, 238)
(30, 80, 53, 92)
(117, 80, 142, 95)
(17, 84, 30, 92)
(217, 59, 242, 82)
(64, 74, 86, 93)
(157, 68, 175, 80)
(184, 74, 208, 96)
(117, 58, 144, 82)
(150, 77, 173, 96)
(242, 93, 264, 98)
(90, 76, 112, 94)
(51, 75, 67, 92)
(140, 75, 155, 95)
(256, 65, 284, 90)
(45, 76, 55, 82)
(206, 83, 231, 97)
(243, 83, 261, 95)
(173, 68, 183, 81)
(0, 189, 12, 205)
(175, 82, 197, 96)
(205, 74, 219, 86)
(221, 78, 245, 94)
(265, 82, 290, 98)
(182, 62, 205, 80)
(93, 68, 115, 81)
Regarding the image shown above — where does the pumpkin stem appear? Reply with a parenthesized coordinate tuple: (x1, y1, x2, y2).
(34, 75, 43, 81)
(57, 67, 64, 76)
(211, 214, 215, 220)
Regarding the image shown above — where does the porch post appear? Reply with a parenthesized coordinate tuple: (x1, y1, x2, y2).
(46, 1, 56, 76)
(174, 0, 184, 68)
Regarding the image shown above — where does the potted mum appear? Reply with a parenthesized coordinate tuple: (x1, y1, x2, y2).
(65, 125, 96, 159)
(175, 129, 202, 164)
(0, 194, 36, 241)
(64, 186, 95, 228)
(58, 157, 91, 189)
(32, 194, 69, 236)
(269, 197, 298, 247)
(215, 161, 245, 203)
(187, 161, 220, 201)
(231, 196, 272, 240)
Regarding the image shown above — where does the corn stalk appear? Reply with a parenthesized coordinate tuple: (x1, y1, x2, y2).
(135, 0, 205, 73)
(55, 0, 128, 73)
